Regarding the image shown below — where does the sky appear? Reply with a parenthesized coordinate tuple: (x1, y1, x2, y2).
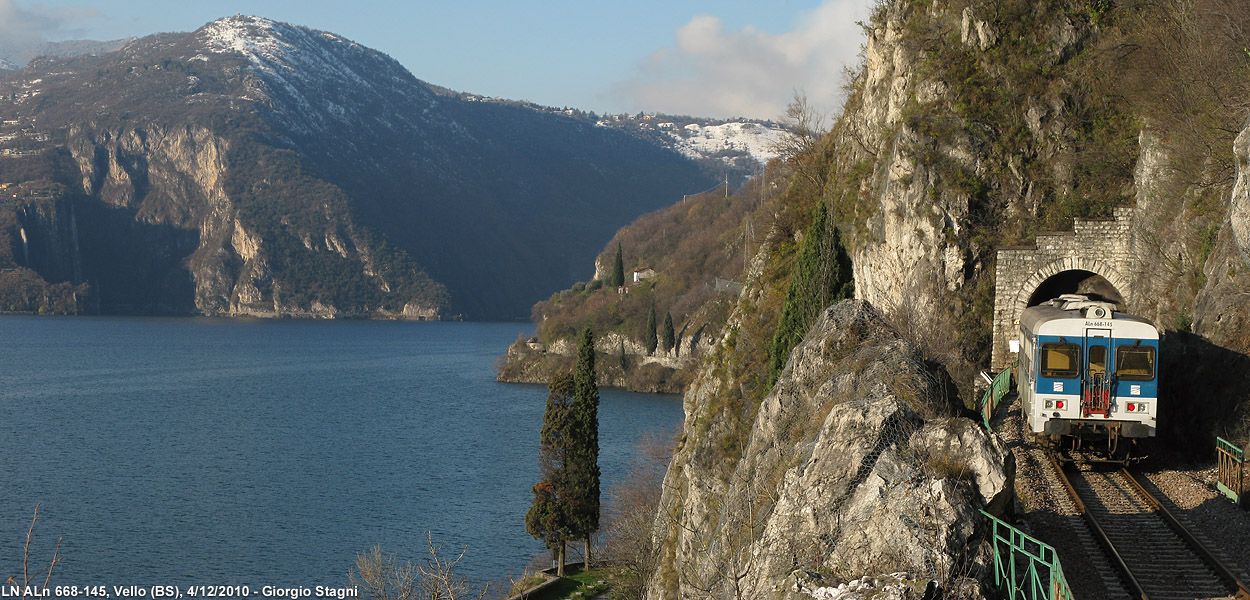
(0, 0, 874, 120)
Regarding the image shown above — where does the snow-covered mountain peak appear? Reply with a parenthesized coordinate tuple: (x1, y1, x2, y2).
(195, 15, 435, 138)
(200, 16, 286, 62)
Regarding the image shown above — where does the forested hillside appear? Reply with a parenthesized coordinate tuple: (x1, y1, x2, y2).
(497, 161, 795, 392)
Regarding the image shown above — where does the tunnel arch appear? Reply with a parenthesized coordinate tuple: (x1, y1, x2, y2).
(1026, 269, 1126, 307)
(1013, 258, 1131, 325)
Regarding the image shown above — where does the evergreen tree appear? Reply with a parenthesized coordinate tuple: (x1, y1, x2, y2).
(567, 328, 601, 567)
(645, 303, 658, 354)
(526, 373, 576, 575)
(611, 243, 625, 288)
(767, 201, 854, 387)
(661, 311, 676, 354)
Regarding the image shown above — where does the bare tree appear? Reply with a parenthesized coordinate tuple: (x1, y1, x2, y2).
(771, 90, 830, 189)
(600, 431, 676, 599)
(416, 533, 487, 600)
(349, 534, 488, 600)
(6, 504, 62, 599)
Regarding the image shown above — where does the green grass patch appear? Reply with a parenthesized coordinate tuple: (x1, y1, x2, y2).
(520, 567, 610, 600)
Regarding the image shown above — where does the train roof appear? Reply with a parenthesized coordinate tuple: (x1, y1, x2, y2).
(1020, 296, 1159, 340)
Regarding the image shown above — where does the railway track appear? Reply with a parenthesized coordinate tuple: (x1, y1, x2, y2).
(1048, 454, 1250, 600)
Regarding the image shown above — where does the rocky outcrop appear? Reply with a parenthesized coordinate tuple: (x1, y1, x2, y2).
(647, 300, 1012, 599)
(497, 329, 710, 393)
(0, 124, 443, 318)
(1230, 119, 1250, 269)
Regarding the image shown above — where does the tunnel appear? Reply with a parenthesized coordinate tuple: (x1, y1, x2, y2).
(1026, 269, 1125, 308)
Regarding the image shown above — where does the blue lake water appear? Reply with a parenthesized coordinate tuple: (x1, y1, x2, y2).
(0, 317, 683, 588)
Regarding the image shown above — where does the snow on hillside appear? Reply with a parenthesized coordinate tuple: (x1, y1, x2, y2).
(201, 15, 289, 67)
(662, 120, 785, 166)
(197, 15, 438, 138)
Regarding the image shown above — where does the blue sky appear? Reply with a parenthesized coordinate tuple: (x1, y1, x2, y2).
(0, 0, 873, 119)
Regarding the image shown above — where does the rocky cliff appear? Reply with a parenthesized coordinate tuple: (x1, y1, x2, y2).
(810, 0, 1250, 441)
(0, 16, 715, 319)
(638, 0, 1250, 596)
(646, 300, 1011, 599)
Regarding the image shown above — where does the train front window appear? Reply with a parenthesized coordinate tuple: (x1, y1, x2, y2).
(1088, 345, 1107, 376)
(1116, 346, 1156, 380)
(1040, 342, 1080, 379)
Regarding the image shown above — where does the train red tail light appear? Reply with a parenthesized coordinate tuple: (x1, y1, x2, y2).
(1056, 400, 1065, 409)
(1127, 403, 1136, 412)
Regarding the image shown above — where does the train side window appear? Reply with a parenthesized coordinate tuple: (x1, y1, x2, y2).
(1115, 346, 1156, 380)
(1040, 342, 1080, 379)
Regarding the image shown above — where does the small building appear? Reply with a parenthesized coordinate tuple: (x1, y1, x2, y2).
(632, 267, 656, 283)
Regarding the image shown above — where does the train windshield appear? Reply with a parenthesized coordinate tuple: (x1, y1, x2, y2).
(1040, 342, 1080, 378)
(1088, 345, 1107, 376)
(1115, 346, 1156, 380)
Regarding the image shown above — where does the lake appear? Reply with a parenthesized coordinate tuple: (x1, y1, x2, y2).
(0, 317, 683, 589)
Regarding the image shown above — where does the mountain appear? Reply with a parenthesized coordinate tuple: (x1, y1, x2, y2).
(0, 16, 716, 319)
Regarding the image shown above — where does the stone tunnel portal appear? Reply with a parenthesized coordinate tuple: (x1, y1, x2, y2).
(1026, 269, 1126, 308)
(991, 207, 1137, 369)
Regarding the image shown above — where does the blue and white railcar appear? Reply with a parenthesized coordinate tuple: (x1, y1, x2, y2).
(1016, 295, 1160, 455)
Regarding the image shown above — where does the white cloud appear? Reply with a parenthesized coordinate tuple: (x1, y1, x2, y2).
(606, 0, 873, 120)
(0, 0, 100, 61)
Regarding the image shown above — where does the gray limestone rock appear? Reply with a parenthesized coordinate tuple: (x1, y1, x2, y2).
(647, 300, 1010, 600)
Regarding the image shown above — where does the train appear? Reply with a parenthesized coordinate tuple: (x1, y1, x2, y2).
(1015, 294, 1160, 460)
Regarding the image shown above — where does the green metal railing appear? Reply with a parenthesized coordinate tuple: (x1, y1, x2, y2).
(983, 510, 1074, 600)
(1217, 437, 1245, 507)
(980, 361, 1016, 431)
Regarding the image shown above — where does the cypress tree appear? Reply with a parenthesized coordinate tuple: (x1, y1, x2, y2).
(645, 304, 658, 354)
(526, 373, 576, 575)
(767, 201, 854, 387)
(661, 311, 675, 354)
(568, 328, 601, 567)
(611, 243, 625, 288)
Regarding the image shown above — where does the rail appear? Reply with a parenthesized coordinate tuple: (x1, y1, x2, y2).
(982, 510, 1073, 600)
(1217, 437, 1245, 507)
(979, 361, 1016, 431)
(1049, 454, 1250, 600)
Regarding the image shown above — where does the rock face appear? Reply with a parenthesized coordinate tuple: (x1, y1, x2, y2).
(803, 0, 1250, 443)
(1230, 119, 1250, 269)
(647, 300, 1012, 599)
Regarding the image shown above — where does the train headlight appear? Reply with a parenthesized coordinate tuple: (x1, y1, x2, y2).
(1045, 399, 1053, 409)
